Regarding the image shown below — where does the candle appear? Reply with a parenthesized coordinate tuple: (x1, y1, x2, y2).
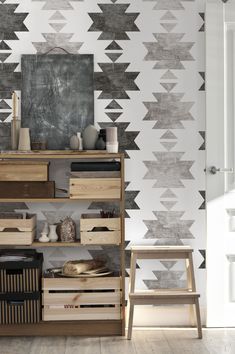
(12, 91, 18, 118)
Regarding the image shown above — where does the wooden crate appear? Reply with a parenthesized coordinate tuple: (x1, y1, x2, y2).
(0, 213, 36, 232)
(0, 213, 36, 245)
(0, 161, 49, 181)
(80, 213, 121, 245)
(0, 181, 55, 198)
(69, 178, 121, 200)
(42, 277, 122, 321)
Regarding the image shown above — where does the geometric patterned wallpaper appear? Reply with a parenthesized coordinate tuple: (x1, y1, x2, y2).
(0, 0, 206, 314)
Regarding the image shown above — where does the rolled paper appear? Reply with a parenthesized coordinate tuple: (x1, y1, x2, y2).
(106, 127, 118, 143)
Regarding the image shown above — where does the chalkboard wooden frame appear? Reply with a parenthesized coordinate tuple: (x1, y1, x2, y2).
(21, 54, 94, 150)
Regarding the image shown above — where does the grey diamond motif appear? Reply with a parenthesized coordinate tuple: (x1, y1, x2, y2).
(144, 152, 194, 188)
(144, 33, 194, 70)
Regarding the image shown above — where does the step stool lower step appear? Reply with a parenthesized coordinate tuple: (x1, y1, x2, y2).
(129, 291, 200, 305)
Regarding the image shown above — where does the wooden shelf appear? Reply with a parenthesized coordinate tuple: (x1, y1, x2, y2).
(0, 150, 123, 159)
(32, 242, 120, 247)
(0, 198, 121, 202)
(0, 151, 126, 337)
(0, 320, 123, 336)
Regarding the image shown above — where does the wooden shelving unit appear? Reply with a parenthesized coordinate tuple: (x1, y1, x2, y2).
(0, 151, 126, 337)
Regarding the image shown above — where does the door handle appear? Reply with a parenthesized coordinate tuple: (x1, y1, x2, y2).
(209, 166, 234, 175)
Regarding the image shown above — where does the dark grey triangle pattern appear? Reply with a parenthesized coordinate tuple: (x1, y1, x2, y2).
(199, 250, 206, 269)
(0, 4, 28, 40)
(199, 131, 205, 150)
(199, 191, 206, 210)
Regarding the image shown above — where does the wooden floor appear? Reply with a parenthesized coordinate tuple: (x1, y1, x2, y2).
(0, 329, 235, 354)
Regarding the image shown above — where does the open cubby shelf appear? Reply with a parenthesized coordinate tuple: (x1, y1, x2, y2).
(0, 151, 126, 336)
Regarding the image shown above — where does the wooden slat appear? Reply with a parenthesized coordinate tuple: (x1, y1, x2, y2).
(43, 307, 121, 321)
(129, 291, 200, 298)
(0, 151, 123, 159)
(42, 277, 121, 291)
(70, 178, 121, 199)
(0, 162, 48, 181)
(43, 291, 121, 306)
(80, 231, 121, 245)
(131, 246, 193, 252)
(80, 215, 120, 231)
(0, 320, 122, 336)
(0, 214, 36, 232)
(0, 229, 35, 245)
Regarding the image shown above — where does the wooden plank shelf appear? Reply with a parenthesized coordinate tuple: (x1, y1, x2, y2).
(0, 320, 123, 336)
(0, 151, 126, 336)
(0, 151, 123, 160)
(0, 198, 121, 202)
(32, 242, 120, 247)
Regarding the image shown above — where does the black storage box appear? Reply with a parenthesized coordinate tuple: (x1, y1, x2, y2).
(71, 161, 121, 172)
(0, 249, 43, 293)
(0, 292, 41, 324)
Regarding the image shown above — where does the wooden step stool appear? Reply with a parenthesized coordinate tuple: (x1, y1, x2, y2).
(127, 246, 202, 339)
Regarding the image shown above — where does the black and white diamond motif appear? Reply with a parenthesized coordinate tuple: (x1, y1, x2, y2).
(95, 63, 139, 99)
(88, 4, 139, 40)
(0, 4, 28, 40)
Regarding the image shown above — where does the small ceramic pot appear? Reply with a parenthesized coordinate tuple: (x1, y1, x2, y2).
(70, 135, 80, 150)
(106, 142, 119, 153)
(48, 224, 58, 242)
(18, 128, 31, 150)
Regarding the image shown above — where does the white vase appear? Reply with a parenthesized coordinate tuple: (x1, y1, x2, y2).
(39, 232, 50, 243)
(82, 125, 98, 150)
(48, 224, 58, 242)
(70, 135, 80, 150)
(18, 128, 31, 150)
(77, 132, 83, 150)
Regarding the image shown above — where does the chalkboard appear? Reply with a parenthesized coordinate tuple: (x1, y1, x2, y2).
(21, 54, 94, 150)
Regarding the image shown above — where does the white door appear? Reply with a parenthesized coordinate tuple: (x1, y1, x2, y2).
(206, 0, 235, 327)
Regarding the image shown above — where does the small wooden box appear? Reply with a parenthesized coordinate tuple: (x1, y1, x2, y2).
(0, 181, 55, 198)
(0, 161, 49, 181)
(69, 178, 121, 200)
(0, 213, 36, 245)
(80, 213, 121, 245)
(42, 277, 121, 321)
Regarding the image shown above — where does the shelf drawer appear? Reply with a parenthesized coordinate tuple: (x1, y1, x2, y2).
(80, 214, 121, 245)
(42, 277, 122, 321)
(69, 178, 121, 199)
(0, 161, 49, 181)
